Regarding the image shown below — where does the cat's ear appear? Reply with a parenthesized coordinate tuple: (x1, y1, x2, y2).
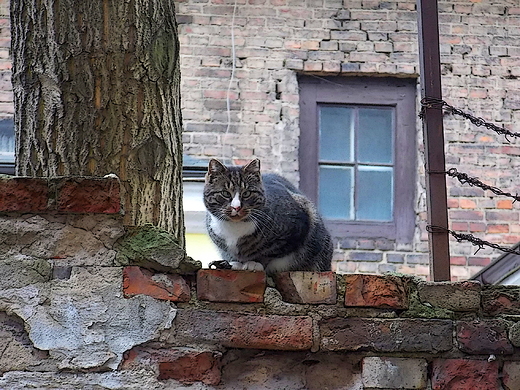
(208, 159, 227, 175)
(206, 159, 227, 183)
(243, 159, 261, 175)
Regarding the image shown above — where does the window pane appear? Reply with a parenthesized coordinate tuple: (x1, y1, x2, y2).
(356, 166, 393, 221)
(358, 108, 393, 164)
(319, 165, 353, 220)
(0, 119, 14, 163)
(319, 106, 353, 162)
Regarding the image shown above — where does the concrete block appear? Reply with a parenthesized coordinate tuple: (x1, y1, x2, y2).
(418, 281, 481, 311)
(503, 361, 520, 390)
(362, 357, 427, 389)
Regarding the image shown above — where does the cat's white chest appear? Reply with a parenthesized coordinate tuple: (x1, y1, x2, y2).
(209, 215, 256, 250)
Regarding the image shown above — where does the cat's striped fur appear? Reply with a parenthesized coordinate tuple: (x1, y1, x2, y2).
(203, 159, 333, 274)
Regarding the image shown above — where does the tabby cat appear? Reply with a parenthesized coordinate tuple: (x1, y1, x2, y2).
(203, 158, 333, 274)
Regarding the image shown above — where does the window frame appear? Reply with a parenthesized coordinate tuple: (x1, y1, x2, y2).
(0, 118, 15, 175)
(298, 76, 417, 244)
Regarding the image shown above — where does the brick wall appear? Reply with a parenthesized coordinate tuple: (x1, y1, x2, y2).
(2, 176, 520, 388)
(176, 0, 520, 280)
(2, 0, 520, 279)
(0, 0, 11, 118)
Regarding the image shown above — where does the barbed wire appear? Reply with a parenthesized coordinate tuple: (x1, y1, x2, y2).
(420, 97, 520, 142)
(427, 225, 520, 256)
(445, 168, 520, 203)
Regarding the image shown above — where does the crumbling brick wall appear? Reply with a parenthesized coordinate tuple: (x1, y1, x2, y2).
(1, 176, 520, 389)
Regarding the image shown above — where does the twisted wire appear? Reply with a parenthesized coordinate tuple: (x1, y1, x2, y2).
(420, 97, 520, 142)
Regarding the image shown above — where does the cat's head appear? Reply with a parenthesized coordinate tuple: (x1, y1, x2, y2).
(204, 159, 265, 222)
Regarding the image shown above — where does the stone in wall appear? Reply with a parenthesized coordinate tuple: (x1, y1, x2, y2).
(115, 224, 201, 273)
(0, 311, 55, 373)
(220, 350, 363, 390)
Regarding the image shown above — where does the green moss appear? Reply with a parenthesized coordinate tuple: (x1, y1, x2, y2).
(336, 273, 346, 298)
(400, 276, 453, 319)
(115, 224, 201, 274)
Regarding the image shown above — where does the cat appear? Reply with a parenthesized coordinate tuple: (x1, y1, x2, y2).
(203, 158, 333, 274)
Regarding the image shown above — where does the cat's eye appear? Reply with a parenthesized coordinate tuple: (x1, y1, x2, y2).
(220, 191, 232, 198)
(242, 190, 252, 198)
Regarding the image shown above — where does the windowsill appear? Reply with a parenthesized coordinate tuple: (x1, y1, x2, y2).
(325, 219, 397, 240)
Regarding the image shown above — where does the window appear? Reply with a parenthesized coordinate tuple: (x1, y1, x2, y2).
(299, 76, 417, 244)
(0, 119, 15, 174)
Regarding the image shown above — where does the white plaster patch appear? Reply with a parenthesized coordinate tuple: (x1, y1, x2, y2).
(0, 267, 177, 371)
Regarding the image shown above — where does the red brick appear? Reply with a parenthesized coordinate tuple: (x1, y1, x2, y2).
(497, 199, 513, 209)
(158, 352, 221, 384)
(450, 256, 467, 266)
(456, 320, 513, 355)
(482, 287, 520, 315)
(447, 198, 459, 208)
(122, 347, 221, 385)
(197, 269, 266, 303)
(449, 210, 484, 221)
(450, 222, 468, 231)
(487, 224, 509, 233)
(123, 266, 190, 302)
(469, 222, 486, 232)
(0, 177, 49, 212)
(459, 198, 477, 209)
(56, 177, 121, 213)
(320, 318, 452, 353)
(172, 310, 313, 350)
(467, 256, 490, 266)
(431, 359, 499, 390)
(485, 211, 519, 222)
(344, 274, 408, 309)
(274, 271, 337, 304)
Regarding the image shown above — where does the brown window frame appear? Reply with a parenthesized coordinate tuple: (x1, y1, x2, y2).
(298, 76, 417, 245)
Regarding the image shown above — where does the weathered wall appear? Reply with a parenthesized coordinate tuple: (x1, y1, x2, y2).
(1, 176, 520, 389)
(175, 0, 520, 280)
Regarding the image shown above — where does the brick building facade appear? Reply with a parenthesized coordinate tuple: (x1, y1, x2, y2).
(2, 0, 520, 280)
(177, 0, 520, 281)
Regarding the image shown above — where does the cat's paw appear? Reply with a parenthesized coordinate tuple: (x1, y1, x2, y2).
(229, 261, 265, 271)
(242, 261, 265, 271)
(209, 260, 232, 270)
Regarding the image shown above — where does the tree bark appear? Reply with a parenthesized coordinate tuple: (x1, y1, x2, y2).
(11, 0, 184, 245)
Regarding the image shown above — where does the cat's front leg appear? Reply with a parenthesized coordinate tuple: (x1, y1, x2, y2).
(230, 261, 265, 271)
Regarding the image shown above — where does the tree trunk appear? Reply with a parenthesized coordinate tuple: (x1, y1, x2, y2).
(11, 0, 184, 245)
